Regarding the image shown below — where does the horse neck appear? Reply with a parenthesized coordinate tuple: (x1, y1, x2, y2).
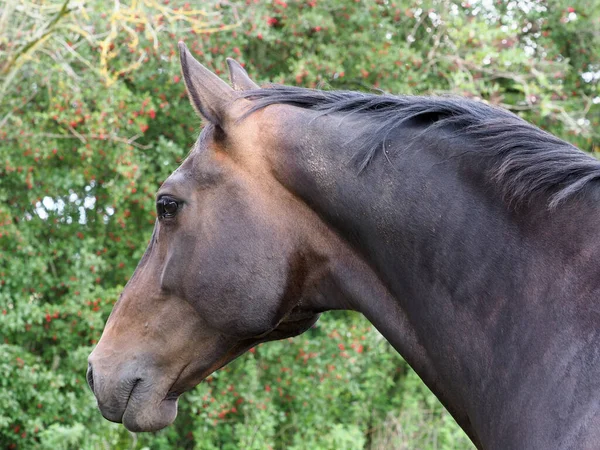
(267, 114, 600, 447)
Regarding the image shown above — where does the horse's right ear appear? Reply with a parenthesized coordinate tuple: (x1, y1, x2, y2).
(178, 42, 234, 126)
(226, 58, 259, 91)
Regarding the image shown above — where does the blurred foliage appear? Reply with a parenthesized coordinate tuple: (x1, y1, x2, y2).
(1, 0, 598, 448)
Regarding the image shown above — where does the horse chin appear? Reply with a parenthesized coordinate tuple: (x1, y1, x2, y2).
(122, 397, 179, 432)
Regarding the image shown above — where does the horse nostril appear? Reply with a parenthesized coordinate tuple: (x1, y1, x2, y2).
(87, 363, 95, 394)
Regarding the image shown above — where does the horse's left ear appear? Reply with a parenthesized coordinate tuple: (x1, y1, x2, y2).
(178, 42, 234, 126)
(226, 58, 259, 91)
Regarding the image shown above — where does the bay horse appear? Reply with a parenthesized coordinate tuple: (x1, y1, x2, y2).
(87, 42, 600, 449)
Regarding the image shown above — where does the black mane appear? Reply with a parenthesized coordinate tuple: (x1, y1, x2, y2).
(242, 86, 599, 208)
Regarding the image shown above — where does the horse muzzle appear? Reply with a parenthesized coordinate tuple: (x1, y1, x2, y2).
(87, 353, 180, 432)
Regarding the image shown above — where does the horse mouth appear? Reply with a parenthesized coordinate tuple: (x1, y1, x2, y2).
(94, 378, 141, 425)
(124, 378, 141, 413)
(121, 384, 180, 432)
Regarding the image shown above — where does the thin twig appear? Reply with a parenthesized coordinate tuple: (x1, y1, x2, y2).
(10, 132, 152, 150)
(407, 14, 427, 48)
(67, 124, 87, 143)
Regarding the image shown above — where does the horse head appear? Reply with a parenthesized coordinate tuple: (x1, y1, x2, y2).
(86, 44, 346, 431)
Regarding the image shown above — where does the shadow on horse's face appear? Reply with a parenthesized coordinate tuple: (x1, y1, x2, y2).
(87, 46, 324, 432)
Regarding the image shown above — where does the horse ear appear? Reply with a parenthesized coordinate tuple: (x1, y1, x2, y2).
(178, 42, 234, 125)
(226, 58, 259, 91)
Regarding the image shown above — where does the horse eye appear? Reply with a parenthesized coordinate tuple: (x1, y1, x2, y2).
(157, 198, 179, 218)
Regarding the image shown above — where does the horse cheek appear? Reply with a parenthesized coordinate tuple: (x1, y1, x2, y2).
(189, 233, 289, 336)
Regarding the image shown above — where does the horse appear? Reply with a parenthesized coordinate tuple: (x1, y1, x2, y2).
(87, 42, 600, 449)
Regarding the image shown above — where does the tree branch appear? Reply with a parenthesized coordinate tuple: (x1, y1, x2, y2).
(1, 0, 73, 75)
(6, 132, 152, 150)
